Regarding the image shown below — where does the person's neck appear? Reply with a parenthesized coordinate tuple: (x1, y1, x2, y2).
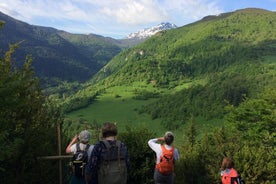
(105, 136, 116, 141)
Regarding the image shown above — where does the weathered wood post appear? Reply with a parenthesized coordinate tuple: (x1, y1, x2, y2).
(57, 122, 62, 184)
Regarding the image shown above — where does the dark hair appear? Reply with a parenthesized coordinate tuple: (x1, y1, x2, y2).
(221, 157, 235, 170)
(164, 131, 174, 145)
(102, 122, 118, 138)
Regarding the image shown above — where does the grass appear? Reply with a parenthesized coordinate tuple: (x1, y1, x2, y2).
(65, 84, 166, 135)
(65, 80, 223, 146)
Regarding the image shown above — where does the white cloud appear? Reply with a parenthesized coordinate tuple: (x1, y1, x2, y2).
(0, 0, 223, 37)
(0, 0, 221, 24)
(100, 0, 167, 25)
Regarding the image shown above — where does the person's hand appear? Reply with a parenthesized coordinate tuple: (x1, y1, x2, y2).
(72, 135, 78, 142)
(157, 137, 164, 141)
(66, 135, 78, 154)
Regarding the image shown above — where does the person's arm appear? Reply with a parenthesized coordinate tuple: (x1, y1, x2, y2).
(121, 142, 131, 170)
(148, 137, 163, 152)
(65, 135, 78, 154)
(174, 148, 180, 160)
(157, 137, 164, 142)
(85, 142, 101, 184)
(148, 137, 164, 145)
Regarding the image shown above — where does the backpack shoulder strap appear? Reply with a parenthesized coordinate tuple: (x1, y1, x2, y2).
(85, 144, 90, 151)
(230, 177, 238, 184)
(161, 144, 165, 151)
(76, 143, 80, 152)
(161, 145, 174, 154)
(116, 140, 121, 146)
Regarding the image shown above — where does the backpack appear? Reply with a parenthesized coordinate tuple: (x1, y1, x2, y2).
(71, 143, 90, 178)
(231, 174, 245, 184)
(156, 145, 175, 175)
(222, 168, 245, 184)
(98, 140, 127, 184)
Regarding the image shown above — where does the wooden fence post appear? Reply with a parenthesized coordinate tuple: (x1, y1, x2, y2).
(57, 122, 62, 184)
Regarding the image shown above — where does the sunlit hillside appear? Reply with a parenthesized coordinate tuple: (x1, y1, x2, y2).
(63, 8, 276, 133)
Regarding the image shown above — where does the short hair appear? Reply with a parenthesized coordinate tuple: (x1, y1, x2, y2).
(221, 157, 235, 170)
(164, 131, 174, 145)
(78, 130, 91, 143)
(102, 122, 118, 138)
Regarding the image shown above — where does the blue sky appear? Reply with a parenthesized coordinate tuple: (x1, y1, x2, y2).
(0, 0, 275, 39)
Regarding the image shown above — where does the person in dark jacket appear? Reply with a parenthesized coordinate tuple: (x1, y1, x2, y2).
(85, 122, 130, 184)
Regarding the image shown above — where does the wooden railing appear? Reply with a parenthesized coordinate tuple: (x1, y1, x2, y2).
(38, 123, 71, 184)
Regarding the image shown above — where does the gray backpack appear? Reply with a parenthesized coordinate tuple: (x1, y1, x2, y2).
(98, 140, 127, 184)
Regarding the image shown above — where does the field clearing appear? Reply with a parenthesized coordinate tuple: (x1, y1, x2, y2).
(65, 81, 223, 145)
(66, 84, 166, 135)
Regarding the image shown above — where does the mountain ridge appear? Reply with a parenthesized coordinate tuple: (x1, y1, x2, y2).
(93, 8, 276, 83)
(0, 11, 122, 87)
(0, 11, 180, 88)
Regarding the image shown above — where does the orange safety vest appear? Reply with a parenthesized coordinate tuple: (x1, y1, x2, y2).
(155, 145, 175, 175)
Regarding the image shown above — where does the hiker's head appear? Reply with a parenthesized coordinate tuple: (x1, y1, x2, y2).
(102, 122, 118, 138)
(221, 157, 235, 170)
(164, 131, 174, 145)
(78, 130, 91, 143)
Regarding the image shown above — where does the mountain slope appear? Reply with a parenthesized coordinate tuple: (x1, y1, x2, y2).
(90, 8, 276, 84)
(64, 8, 276, 122)
(0, 12, 121, 87)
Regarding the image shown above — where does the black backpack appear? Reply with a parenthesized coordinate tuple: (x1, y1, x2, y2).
(98, 140, 127, 184)
(71, 143, 90, 178)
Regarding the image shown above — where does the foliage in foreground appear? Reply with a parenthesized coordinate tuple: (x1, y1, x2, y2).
(62, 89, 275, 184)
(117, 88, 276, 184)
(1, 44, 275, 183)
(0, 40, 62, 183)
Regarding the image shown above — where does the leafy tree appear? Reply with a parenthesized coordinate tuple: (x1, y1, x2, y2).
(222, 75, 249, 106)
(225, 88, 276, 146)
(220, 88, 276, 183)
(185, 115, 197, 148)
(0, 37, 61, 183)
(119, 126, 156, 184)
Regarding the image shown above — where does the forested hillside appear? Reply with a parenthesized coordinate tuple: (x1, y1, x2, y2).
(63, 8, 276, 119)
(0, 12, 121, 88)
(0, 23, 63, 182)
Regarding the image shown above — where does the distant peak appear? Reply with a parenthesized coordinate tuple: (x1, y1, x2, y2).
(125, 22, 177, 40)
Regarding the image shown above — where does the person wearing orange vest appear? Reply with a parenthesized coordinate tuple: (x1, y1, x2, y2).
(220, 157, 239, 184)
(148, 131, 179, 184)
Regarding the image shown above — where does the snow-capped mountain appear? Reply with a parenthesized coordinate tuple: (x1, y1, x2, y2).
(126, 22, 177, 40)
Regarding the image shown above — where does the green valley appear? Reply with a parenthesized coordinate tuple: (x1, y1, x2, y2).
(1, 8, 275, 184)
(60, 9, 276, 183)
(63, 8, 276, 134)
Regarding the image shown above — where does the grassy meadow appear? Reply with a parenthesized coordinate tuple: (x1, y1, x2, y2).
(65, 79, 221, 146)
